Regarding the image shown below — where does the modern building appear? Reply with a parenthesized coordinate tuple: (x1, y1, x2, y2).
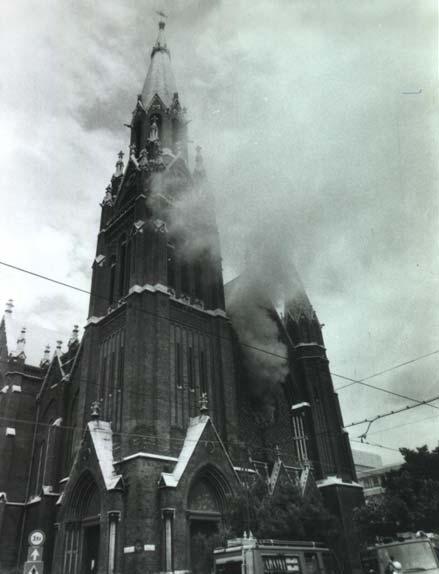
(351, 449, 402, 501)
(352, 449, 383, 474)
(357, 463, 402, 502)
(0, 18, 364, 574)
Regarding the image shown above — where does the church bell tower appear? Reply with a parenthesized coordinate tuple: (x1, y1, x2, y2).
(75, 17, 237, 462)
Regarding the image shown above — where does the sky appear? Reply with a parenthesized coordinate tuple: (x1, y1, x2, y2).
(0, 0, 437, 465)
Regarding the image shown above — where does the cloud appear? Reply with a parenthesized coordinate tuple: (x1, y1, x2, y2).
(0, 0, 437, 463)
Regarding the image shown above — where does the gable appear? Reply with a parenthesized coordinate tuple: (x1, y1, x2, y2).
(58, 420, 122, 511)
(114, 159, 140, 211)
(38, 354, 64, 399)
(160, 415, 240, 492)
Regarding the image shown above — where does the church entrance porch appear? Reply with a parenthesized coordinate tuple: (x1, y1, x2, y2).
(187, 470, 226, 574)
(83, 523, 100, 574)
(189, 516, 221, 574)
(56, 471, 103, 574)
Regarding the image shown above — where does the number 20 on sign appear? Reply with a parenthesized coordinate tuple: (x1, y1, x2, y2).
(28, 530, 45, 546)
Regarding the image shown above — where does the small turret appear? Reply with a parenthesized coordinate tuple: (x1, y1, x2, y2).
(55, 340, 63, 356)
(40, 344, 51, 368)
(90, 400, 101, 421)
(68, 325, 79, 348)
(9, 326, 27, 363)
(4, 299, 13, 314)
(17, 328, 26, 353)
(199, 392, 209, 415)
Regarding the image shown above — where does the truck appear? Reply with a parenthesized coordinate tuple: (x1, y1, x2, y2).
(361, 535, 439, 574)
(213, 537, 340, 574)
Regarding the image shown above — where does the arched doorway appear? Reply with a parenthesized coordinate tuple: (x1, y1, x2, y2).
(187, 466, 231, 574)
(62, 472, 101, 574)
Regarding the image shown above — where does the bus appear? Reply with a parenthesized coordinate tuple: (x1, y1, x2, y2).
(362, 536, 439, 574)
(213, 537, 340, 574)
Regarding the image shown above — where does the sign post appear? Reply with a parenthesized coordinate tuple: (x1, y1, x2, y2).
(23, 530, 45, 574)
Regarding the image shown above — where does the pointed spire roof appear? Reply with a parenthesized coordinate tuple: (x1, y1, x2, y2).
(141, 19, 178, 110)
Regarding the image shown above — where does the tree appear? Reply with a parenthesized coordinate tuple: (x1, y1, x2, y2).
(353, 445, 439, 544)
(225, 475, 340, 546)
(191, 476, 342, 574)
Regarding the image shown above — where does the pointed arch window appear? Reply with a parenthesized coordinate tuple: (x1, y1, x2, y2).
(34, 440, 46, 496)
(109, 255, 117, 305)
(135, 120, 142, 156)
(199, 350, 207, 395)
(176, 342, 182, 389)
(188, 346, 195, 391)
(125, 239, 132, 294)
(194, 260, 203, 300)
(181, 260, 190, 295)
(167, 244, 176, 290)
(172, 118, 180, 151)
(118, 234, 131, 298)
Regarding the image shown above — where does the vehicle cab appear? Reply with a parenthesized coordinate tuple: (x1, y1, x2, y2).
(362, 535, 439, 574)
(213, 537, 340, 574)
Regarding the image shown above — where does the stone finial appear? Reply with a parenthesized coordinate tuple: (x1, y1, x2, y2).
(44, 344, 50, 360)
(115, 151, 124, 177)
(17, 328, 26, 352)
(102, 184, 113, 206)
(90, 400, 101, 420)
(275, 444, 281, 461)
(40, 344, 51, 368)
(56, 340, 63, 355)
(68, 325, 79, 347)
(129, 143, 137, 158)
(199, 392, 209, 415)
(5, 299, 14, 314)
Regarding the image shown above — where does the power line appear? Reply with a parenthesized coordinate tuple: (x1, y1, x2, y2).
(2, 258, 438, 411)
(2, 347, 439, 435)
(345, 394, 439, 430)
(0, 414, 358, 476)
(337, 376, 439, 411)
(350, 438, 400, 454)
(367, 412, 439, 436)
(335, 350, 439, 391)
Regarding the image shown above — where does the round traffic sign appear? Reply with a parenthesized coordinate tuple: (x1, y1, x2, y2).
(28, 530, 45, 546)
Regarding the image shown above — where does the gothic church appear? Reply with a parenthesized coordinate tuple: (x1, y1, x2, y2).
(0, 19, 363, 574)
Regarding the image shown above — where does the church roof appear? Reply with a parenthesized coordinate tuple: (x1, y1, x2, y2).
(224, 268, 316, 324)
(285, 286, 315, 322)
(141, 21, 178, 110)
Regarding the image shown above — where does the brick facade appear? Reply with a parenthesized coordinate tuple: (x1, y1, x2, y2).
(0, 18, 363, 574)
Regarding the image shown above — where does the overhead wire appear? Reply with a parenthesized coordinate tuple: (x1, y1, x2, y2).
(350, 438, 400, 454)
(367, 412, 439, 437)
(0, 414, 360, 477)
(1, 347, 439, 441)
(344, 394, 439, 429)
(335, 350, 439, 390)
(1, 259, 438, 458)
(1, 259, 438, 410)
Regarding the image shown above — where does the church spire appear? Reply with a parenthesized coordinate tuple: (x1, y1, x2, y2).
(141, 17, 178, 110)
(152, 16, 168, 56)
